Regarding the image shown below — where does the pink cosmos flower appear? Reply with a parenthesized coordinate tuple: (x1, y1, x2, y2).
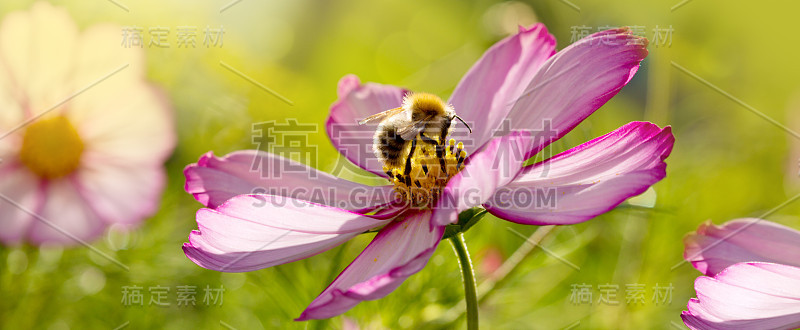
(682, 219, 800, 329)
(0, 2, 175, 245)
(183, 24, 674, 320)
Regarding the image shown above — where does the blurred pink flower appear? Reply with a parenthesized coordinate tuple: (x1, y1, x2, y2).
(0, 2, 174, 245)
(682, 219, 800, 329)
(183, 24, 673, 320)
(682, 262, 800, 330)
(684, 218, 800, 275)
(477, 245, 505, 279)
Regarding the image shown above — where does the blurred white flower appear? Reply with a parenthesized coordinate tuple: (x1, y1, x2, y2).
(0, 2, 175, 245)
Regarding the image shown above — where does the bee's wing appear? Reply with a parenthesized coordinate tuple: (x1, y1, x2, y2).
(357, 107, 404, 125)
(397, 120, 426, 141)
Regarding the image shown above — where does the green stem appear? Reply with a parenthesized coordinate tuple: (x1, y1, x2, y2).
(433, 225, 557, 325)
(449, 232, 478, 330)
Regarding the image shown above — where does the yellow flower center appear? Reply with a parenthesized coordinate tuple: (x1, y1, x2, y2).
(386, 138, 467, 208)
(18, 116, 84, 179)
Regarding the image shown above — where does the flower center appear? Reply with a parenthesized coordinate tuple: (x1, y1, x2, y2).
(386, 138, 467, 208)
(19, 116, 84, 179)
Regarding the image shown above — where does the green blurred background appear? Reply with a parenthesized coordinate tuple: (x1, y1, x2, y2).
(2, 0, 800, 328)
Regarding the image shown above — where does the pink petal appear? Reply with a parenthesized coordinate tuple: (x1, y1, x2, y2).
(296, 210, 444, 320)
(431, 131, 536, 227)
(448, 23, 556, 150)
(0, 165, 43, 244)
(63, 25, 169, 165)
(484, 121, 673, 225)
(326, 75, 409, 177)
(27, 178, 105, 245)
(502, 28, 648, 152)
(0, 127, 20, 160)
(184, 150, 398, 212)
(0, 66, 23, 141)
(0, 2, 79, 113)
(72, 161, 166, 226)
(70, 82, 175, 166)
(682, 262, 800, 330)
(684, 219, 800, 276)
(68, 24, 145, 96)
(183, 194, 391, 273)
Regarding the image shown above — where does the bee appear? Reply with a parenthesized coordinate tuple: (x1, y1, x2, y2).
(358, 92, 471, 177)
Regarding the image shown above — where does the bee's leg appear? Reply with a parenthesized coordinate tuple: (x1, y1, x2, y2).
(419, 134, 437, 145)
(404, 136, 417, 177)
(420, 134, 446, 172)
(436, 145, 445, 173)
(438, 118, 453, 173)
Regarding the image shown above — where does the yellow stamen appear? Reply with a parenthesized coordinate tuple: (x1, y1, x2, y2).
(385, 137, 467, 208)
(19, 116, 84, 179)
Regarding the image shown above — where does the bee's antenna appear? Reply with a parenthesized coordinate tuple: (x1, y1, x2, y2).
(453, 115, 472, 134)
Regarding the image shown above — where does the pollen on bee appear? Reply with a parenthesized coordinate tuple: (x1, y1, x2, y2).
(385, 136, 467, 208)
